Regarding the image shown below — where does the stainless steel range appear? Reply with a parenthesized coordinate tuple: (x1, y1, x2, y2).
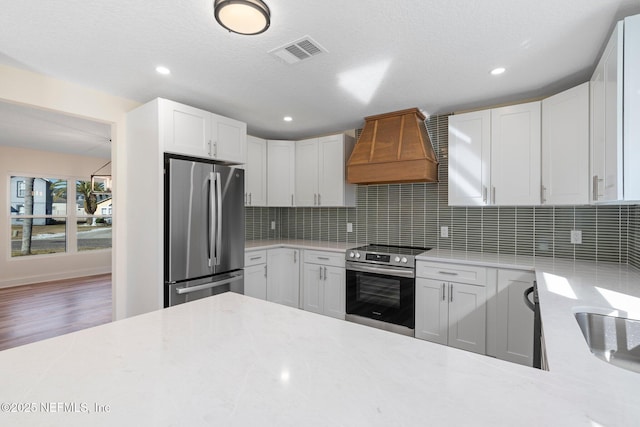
(345, 244, 430, 336)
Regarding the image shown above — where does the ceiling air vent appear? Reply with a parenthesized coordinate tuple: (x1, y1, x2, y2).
(269, 36, 327, 64)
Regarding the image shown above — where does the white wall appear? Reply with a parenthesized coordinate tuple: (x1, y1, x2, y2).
(0, 146, 113, 286)
(0, 64, 140, 320)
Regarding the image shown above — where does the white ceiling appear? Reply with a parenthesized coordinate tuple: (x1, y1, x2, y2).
(0, 101, 112, 159)
(1, 0, 640, 141)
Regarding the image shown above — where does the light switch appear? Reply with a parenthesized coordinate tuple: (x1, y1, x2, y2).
(570, 230, 582, 244)
(347, 223, 353, 233)
(440, 226, 449, 238)
(271, 221, 276, 230)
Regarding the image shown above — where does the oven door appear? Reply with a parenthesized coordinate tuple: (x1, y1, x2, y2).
(346, 262, 415, 329)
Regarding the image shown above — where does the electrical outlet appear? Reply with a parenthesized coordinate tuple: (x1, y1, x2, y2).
(270, 221, 276, 230)
(347, 223, 353, 233)
(440, 226, 449, 238)
(570, 230, 582, 244)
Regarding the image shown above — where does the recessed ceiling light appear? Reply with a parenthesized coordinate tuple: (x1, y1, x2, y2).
(490, 67, 506, 76)
(283, 116, 293, 122)
(156, 66, 171, 75)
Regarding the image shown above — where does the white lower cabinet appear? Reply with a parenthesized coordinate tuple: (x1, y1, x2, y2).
(302, 250, 345, 319)
(244, 250, 267, 300)
(416, 278, 487, 354)
(415, 262, 487, 355)
(495, 269, 535, 366)
(266, 248, 300, 308)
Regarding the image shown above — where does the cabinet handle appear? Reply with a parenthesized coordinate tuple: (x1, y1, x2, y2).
(482, 186, 487, 204)
(293, 251, 297, 263)
(324, 266, 327, 280)
(249, 256, 262, 261)
(441, 283, 446, 301)
(244, 192, 247, 205)
(291, 194, 294, 206)
(438, 271, 458, 276)
(249, 193, 252, 205)
(318, 194, 321, 205)
(592, 175, 598, 201)
(264, 265, 267, 278)
(317, 257, 330, 261)
(541, 185, 546, 204)
(449, 284, 453, 302)
(314, 194, 317, 205)
(491, 186, 496, 204)
(213, 141, 218, 157)
(319, 266, 323, 280)
(208, 140, 212, 157)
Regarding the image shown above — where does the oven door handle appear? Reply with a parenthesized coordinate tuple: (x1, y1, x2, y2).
(346, 262, 415, 278)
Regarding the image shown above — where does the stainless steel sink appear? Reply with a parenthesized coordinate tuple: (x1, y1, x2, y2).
(574, 312, 640, 374)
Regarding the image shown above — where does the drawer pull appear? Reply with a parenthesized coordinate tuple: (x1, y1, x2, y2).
(249, 256, 262, 261)
(317, 257, 330, 260)
(438, 271, 458, 276)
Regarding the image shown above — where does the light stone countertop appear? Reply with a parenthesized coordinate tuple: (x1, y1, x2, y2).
(1, 243, 639, 425)
(245, 239, 359, 253)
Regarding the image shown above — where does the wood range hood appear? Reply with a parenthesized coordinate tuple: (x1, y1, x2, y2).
(346, 108, 439, 185)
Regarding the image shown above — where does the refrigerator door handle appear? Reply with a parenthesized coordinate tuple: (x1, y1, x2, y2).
(175, 273, 243, 295)
(208, 172, 216, 268)
(215, 172, 222, 266)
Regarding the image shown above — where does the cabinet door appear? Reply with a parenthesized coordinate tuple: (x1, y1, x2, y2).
(323, 266, 345, 319)
(591, 22, 623, 203)
(267, 248, 300, 308)
(496, 269, 534, 366)
(542, 83, 589, 205)
(318, 134, 346, 206)
(448, 110, 491, 206)
(295, 138, 319, 206)
(624, 14, 640, 201)
(448, 282, 486, 354)
(161, 99, 211, 158)
(245, 136, 267, 206)
(211, 114, 247, 164)
(415, 278, 449, 345)
(244, 264, 267, 300)
(302, 263, 323, 314)
(491, 101, 541, 205)
(267, 140, 296, 206)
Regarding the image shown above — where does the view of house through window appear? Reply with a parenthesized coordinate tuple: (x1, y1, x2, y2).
(9, 176, 112, 257)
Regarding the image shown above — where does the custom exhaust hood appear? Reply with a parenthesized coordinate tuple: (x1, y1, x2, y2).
(346, 108, 439, 184)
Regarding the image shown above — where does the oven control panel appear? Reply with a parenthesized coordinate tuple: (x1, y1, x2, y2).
(347, 250, 411, 267)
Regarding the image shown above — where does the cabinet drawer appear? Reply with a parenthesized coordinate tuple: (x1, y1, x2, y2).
(416, 261, 486, 285)
(303, 250, 345, 268)
(245, 250, 267, 266)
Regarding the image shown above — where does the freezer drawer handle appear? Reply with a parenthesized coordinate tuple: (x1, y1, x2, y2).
(175, 274, 243, 295)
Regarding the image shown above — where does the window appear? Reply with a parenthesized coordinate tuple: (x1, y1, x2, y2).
(10, 176, 66, 257)
(9, 176, 112, 257)
(17, 180, 25, 197)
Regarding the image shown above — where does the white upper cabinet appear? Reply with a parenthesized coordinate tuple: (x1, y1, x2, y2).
(245, 136, 267, 206)
(267, 140, 296, 206)
(591, 14, 640, 203)
(448, 101, 541, 206)
(542, 83, 590, 205)
(161, 98, 246, 164)
(295, 134, 356, 207)
(162, 99, 211, 158)
(448, 110, 491, 206)
(491, 101, 541, 206)
(318, 134, 356, 207)
(295, 138, 319, 206)
(211, 113, 247, 164)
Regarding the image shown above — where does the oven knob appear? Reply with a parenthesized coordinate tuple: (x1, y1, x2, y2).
(349, 251, 355, 258)
(401, 257, 408, 264)
(394, 256, 400, 262)
(355, 252, 361, 259)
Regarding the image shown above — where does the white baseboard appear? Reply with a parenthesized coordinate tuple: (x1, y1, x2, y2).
(0, 266, 112, 289)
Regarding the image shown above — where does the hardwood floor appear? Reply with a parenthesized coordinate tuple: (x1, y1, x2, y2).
(0, 274, 112, 351)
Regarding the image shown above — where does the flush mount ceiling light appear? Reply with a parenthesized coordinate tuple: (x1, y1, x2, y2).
(155, 65, 171, 75)
(283, 116, 293, 122)
(490, 67, 506, 76)
(214, 0, 271, 35)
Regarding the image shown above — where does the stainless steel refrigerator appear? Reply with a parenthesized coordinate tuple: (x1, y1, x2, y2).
(164, 155, 244, 307)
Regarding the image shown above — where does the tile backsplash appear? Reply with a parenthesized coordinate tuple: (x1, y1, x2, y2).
(246, 114, 640, 269)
